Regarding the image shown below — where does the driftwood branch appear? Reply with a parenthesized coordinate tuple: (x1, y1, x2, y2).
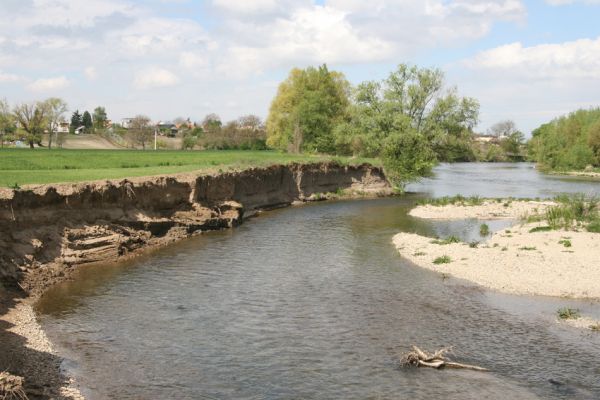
(0, 372, 28, 400)
(400, 346, 488, 372)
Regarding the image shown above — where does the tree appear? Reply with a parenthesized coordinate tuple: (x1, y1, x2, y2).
(82, 111, 93, 133)
(332, 64, 479, 184)
(13, 102, 47, 148)
(42, 98, 68, 149)
(266, 64, 350, 153)
(127, 115, 152, 150)
(202, 113, 222, 134)
(528, 108, 600, 170)
(93, 107, 108, 130)
(488, 120, 517, 138)
(70, 110, 82, 134)
(500, 130, 525, 156)
(0, 99, 16, 148)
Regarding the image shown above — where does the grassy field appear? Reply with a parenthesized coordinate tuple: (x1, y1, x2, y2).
(0, 149, 378, 187)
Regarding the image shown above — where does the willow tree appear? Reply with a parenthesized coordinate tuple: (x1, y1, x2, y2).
(266, 64, 349, 153)
(333, 64, 479, 187)
(13, 102, 47, 148)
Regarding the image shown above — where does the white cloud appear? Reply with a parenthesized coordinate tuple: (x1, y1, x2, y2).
(84, 66, 97, 80)
(179, 52, 209, 69)
(0, 70, 22, 83)
(27, 76, 70, 92)
(465, 37, 600, 78)
(545, 0, 600, 5)
(133, 67, 180, 89)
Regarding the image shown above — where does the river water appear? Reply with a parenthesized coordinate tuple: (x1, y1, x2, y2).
(36, 163, 600, 399)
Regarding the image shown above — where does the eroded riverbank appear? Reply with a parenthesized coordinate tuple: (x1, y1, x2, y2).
(0, 161, 390, 399)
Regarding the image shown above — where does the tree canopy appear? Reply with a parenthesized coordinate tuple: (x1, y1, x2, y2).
(528, 108, 600, 170)
(266, 64, 349, 153)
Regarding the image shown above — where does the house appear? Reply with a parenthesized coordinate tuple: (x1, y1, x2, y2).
(121, 118, 135, 129)
(56, 122, 69, 133)
(473, 134, 497, 143)
(156, 121, 178, 136)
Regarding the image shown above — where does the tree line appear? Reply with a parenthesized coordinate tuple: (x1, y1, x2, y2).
(266, 64, 481, 186)
(528, 108, 600, 171)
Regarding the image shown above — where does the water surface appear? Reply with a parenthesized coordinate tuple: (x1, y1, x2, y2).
(37, 163, 600, 399)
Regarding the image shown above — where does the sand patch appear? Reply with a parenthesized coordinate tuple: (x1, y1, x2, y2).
(393, 223, 600, 298)
(409, 199, 555, 220)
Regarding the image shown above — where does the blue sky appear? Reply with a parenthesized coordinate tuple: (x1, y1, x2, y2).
(0, 0, 599, 134)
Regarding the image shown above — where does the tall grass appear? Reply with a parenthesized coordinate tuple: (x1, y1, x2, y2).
(545, 194, 599, 230)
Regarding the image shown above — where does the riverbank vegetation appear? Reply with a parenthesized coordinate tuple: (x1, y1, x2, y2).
(528, 108, 600, 172)
(0, 149, 375, 187)
(266, 64, 480, 187)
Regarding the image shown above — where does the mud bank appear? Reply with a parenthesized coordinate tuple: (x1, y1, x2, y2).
(0, 162, 390, 294)
(0, 161, 390, 399)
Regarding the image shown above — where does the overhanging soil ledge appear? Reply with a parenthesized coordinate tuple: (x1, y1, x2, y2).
(0, 161, 391, 399)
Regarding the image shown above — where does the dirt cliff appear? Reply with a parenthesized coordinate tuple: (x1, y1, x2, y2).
(0, 162, 390, 294)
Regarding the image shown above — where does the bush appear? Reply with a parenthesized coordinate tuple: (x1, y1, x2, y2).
(433, 255, 452, 264)
(479, 223, 490, 236)
(557, 307, 580, 320)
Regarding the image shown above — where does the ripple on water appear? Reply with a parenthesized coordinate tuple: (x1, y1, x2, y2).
(37, 164, 600, 400)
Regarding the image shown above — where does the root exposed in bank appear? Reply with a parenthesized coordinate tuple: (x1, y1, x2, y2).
(400, 346, 488, 372)
(0, 372, 28, 400)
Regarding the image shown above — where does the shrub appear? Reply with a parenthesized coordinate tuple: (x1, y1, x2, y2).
(433, 255, 452, 264)
(557, 307, 580, 320)
(431, 236, 461, 245)
(558, 239, 572, 248)
(479, 223, 490, 236)
(529, 226, 552, 233)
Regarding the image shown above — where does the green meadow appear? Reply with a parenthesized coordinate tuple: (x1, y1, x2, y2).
(0, 149, 377, 187)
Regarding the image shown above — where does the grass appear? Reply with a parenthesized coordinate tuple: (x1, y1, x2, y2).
(416, 195, 484, 207)
(479, 223, 490, 236)
(430, 236, 461, 245)
(558, 239, 572, 248)
(519, 246, 537, 251)
(0, 149, 379, 187)
(546, 194, 599, 230)
(529, 226, 552, 233)
(433, 255, 452, 264)
(557, 307, 580, 320)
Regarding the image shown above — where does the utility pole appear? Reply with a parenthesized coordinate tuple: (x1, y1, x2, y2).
(154, 127, 157, 150)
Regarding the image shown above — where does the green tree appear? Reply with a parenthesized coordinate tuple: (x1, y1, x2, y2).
(42, 98, 68, 149)
(500, 130, 525, 157)
(82, 111, 93, 133)
(266, 64, 349, 153)
(333, 64, 479, 185)
(70, 110, 82, 134)
(13, 102, 47, 148)
(0, 99, 16, 148)
(93, 106, 108, 130)
(127, 115, 152, 150)
(528, 108, 600, 170)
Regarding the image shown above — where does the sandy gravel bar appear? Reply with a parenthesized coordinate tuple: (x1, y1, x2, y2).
(409, 200, 556, 220)
(393, 223, 600, 298)
(0, 294, 84, 399)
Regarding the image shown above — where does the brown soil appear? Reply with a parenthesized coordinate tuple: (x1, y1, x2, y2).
(0, 161, 391, 399)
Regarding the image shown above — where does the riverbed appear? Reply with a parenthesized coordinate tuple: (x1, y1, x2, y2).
(36, 163, 600, 399)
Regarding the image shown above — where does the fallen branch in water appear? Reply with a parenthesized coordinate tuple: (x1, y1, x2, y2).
(0, 372, 28, 400)
(400, 346, 488, 372)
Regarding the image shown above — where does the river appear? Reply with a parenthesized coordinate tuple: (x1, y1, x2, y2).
(36, 163, 600, 399)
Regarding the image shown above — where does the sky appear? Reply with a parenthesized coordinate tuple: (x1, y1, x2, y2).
(0, 0, 599, 134)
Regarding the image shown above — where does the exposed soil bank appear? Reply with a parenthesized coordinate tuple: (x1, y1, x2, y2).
(0, 161, 391, 399)
(396, 202, 600, 299)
